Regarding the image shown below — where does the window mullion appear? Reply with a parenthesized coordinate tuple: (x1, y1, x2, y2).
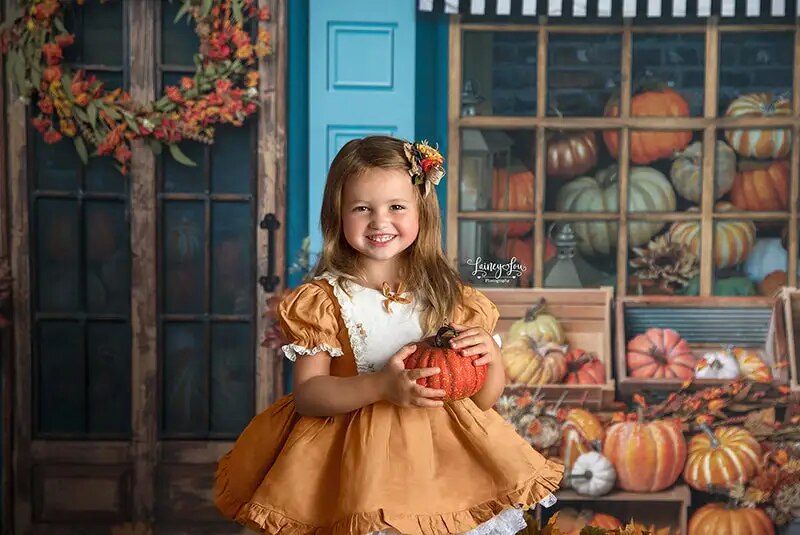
(699, 17, 720, 297)
(787, 28, 800, 288)
(615, 23, 633, 295)
(532, 26, 547, 287)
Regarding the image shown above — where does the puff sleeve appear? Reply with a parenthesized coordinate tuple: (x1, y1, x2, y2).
(452, 285, 500, 335)
(278, 283, 344, 361)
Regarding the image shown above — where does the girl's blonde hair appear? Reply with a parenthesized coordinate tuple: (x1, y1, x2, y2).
(311, 135, 464, 337)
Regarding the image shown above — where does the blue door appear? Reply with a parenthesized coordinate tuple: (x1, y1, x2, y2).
(308, 0, 417, 253)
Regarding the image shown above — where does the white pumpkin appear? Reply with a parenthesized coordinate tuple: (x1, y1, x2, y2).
(670, 140, 737, 203)
(745, 238, 789, 283)
(569, 451, 616, 497)
(555, 164, 677, 256)
(695, 348, 740, 380)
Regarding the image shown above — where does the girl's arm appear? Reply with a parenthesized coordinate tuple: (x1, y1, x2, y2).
(469, 359, 506, 411)
(292, 344, 446, 417)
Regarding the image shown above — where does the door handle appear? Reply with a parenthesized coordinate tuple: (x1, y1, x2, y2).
(259, 213, 280, 292)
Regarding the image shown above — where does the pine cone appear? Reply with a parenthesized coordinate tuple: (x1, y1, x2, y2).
(630, 234, 699, 294)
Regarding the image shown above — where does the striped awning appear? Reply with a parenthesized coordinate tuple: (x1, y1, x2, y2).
(417, 0, 799, 19)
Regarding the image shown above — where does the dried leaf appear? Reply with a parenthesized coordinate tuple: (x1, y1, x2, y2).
(744, 408, 776, 436)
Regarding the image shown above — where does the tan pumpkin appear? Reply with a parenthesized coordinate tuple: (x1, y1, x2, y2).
(559, 408, 605, 485)
(688, 503, 774, 535)
(730, 160, 789, 212)
(732, 347, 773, 383)
(724, 92, 792, 159)
(556, 164, 677, 256)
(670, 140, 737, 203)
(546, 130, 598, 180)
(626, 328, 697, 380)
(491, 168, 534, 238)
(683, 425, 762, 492)
(668, 202, 756, 268)
(502, 338, 568, 385)
(604, 85, 692, 164)
(603, 417, 687, 492)
(507, 298, 565, 344)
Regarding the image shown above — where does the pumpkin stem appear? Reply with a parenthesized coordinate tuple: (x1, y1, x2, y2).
(699, 422, 721, 448)
(569, 470, 593, 480)
(636, 405, 645, 423)
(434, 325, 458, 348)
(524, 298, 546, 321)
(633, 70, 671, 94)
(567, 352, 597, 372)
(647, 345, 669, 366)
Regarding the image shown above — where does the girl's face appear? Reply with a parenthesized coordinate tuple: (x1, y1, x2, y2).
(341, 166, 420, 264)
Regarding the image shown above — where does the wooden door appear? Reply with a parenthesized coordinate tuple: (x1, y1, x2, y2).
(4, 1, 286, 533)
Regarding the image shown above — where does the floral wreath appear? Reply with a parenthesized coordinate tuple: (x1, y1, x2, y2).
(403, 140, 445, 198)
(0, 0, 272, 175)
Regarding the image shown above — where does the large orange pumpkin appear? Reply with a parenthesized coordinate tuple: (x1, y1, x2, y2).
(564, 349, 605, 385)
(491, 168, 534, 238)
(626, 328, 697, 380)
(730, 160, 789, 213)
(683, 425, 762, 492)
(688, 503, 774, 535)
(559, 408, 605, 483)
(724, 92, 792, 160)
(404, 326, 487, 401)
(603, 418, 687, 492)
(603, 87, 692, 164)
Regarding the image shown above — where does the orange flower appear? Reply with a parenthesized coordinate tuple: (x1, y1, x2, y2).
(42, 65, 62, 83)
(778, 385, 791, 396)
(258, 29, 270, 45)
(114, 144, 132, 165)
(694, 414, 714, 426)
(74, 93, 90, 107)
(42, 42, 63, 66)
(707, 399, 726, 411)
(235, 43, 253, 60)
(43, 129, 62, 144)
(681, 377, 693, 389)
(258, 6, 270, 20)
(632, 393, 647, 408)
(31, 117, 52, 133)
(37, 96, 54, 115)
(103, 87, 122, 104)
(254, 42, 271, 58)
(180, 77, 194, 91)
(165, 86, 184, 104)
(231, 29, 250, 48)
(245, 71, 259, 88)
(54, 34, 75, 48)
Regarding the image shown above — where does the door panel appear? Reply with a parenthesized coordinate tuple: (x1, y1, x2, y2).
(308, 0, 416, 252)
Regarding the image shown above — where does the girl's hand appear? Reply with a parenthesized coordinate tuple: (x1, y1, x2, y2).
(448, 322, 501, 368)
(378, 344, 446, 408)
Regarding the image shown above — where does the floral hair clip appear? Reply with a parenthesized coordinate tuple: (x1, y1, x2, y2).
(403, 140, 445, 198)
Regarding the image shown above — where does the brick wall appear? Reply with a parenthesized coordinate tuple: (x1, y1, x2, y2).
(488, 30, 794, 117)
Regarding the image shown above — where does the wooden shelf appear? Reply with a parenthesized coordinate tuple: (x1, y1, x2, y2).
(555, 484, 691, 503)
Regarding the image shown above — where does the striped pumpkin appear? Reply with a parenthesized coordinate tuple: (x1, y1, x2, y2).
(730, 160, 789, 213)
(668, 202, 756, 268)
(724, 93, 792, 160)
(733, 348, 773, 384)
(560, 408, 605, 485)
(689, 503, 774, 535)
(683, 425, 762, 492)
(603, 418, 687, 492)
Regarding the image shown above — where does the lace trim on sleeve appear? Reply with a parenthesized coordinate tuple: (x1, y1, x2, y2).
(315, 273, 368, 373)
(281, 343, 344, 362)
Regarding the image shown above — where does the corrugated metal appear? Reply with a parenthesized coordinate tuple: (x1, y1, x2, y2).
(624, 306, 773, 345)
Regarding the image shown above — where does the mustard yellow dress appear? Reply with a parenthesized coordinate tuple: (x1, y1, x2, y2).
(214, 273, 563, 535)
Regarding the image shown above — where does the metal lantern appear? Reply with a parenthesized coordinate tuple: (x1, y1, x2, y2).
(543, 223, 606, 288)
(461, 79, 484, 117)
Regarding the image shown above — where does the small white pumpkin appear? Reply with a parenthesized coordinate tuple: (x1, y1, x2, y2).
(569, 451, 616, 497)
(695, 348, 740, 380)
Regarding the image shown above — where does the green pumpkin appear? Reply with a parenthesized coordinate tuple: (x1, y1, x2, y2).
(507, 298, 565, 345)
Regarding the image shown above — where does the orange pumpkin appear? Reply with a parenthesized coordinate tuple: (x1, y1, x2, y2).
(556, 509, 622, 535)
(404, 326, 487, 401)
(564, 349, 605, 385)
(546, 130, 599, 180)
(559, 409, 605, 483)
(603, 418, 687, 492)
(689, 503, 774, 535)
(668, 202, 756, 268)
(603, 86, 692, 164)
(626, 328, 697, 380)
(759, 270, 787, 297)
(733, 347, 773, 383)
(491, 168, 534, 238)
(724, 92, 792, 160)
(730, 160, 789, 212)
(683, 425, 762, 492)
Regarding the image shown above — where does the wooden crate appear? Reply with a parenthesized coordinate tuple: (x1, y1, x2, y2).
(483, 287, 615, 409)
(781, 287, 800, 394)
(616, 295, 789, 395)
(535, 484, 691, 534)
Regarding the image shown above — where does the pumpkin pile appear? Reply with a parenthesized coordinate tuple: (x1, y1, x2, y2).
(625, 328, 774, 384)
(501, 299, 606, 387)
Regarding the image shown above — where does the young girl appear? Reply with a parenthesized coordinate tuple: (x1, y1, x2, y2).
(214, 136, 563, 535)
